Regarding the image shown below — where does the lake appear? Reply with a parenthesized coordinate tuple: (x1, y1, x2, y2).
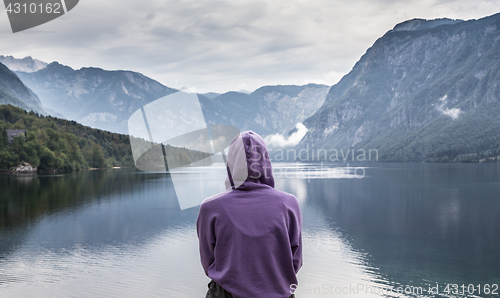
(1, 163, 499, 297)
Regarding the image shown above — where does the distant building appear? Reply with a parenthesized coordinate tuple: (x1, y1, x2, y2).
(6, 129, 26, 143)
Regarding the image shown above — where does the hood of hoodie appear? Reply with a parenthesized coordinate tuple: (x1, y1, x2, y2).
(224, 131, 274, 190)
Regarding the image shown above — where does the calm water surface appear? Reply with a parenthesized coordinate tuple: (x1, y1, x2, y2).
(0, 163, 499, 297)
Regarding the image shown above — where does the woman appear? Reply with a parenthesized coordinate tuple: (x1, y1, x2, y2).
(197, 131, 302, 298)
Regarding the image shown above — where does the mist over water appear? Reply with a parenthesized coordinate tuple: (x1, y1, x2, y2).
(1, 163, 499, 297)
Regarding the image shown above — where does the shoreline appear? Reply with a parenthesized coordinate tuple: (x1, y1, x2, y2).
(0, 160, 498, 176)
(0, 165, 136, 176)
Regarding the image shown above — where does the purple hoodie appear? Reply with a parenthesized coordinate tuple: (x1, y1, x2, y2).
(197, 131, 303, 298)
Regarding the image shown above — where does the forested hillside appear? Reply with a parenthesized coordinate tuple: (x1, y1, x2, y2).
(0, 105, 211, 172)
(0, 105, 134, 171)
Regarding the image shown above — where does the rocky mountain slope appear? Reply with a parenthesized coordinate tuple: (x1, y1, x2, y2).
(201, 84, 330, 136)
(17, 60, 329, 136)
(301, 13, 500, 162)
(0, 55, 47, 73)
(16, 62, 178, 134)
(0, 62, 46, 114)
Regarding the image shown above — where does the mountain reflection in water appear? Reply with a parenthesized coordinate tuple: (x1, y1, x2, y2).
(1, 163, 499, 297)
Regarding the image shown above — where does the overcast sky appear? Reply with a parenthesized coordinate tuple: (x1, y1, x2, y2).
(1, 0, 499, 93)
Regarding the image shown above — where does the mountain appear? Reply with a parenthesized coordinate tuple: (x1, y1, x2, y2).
(16, 61, 329, 137)
(16, 62, 177, 134)
(391, 18, 463, 32)
(200, 84, 330, 137)
(0, 62, 46, 114)
(201, 92, 221, 99)
(300, 13, 500, 162)
(0, 55, 48, 73)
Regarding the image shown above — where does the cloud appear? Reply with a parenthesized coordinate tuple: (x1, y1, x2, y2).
(435, 95, 463, 119)
(1, 0, 500, 93)
(441, 108, 463, 119)
(264, 123, 308, 148)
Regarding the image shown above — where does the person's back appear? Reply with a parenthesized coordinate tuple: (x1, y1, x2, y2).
(197, 131, 302, 298)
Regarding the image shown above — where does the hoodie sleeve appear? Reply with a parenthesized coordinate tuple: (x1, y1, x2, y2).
(197, 204, 216, 276)
(288, 197, 303, 274)
(292, 232, 303, 274)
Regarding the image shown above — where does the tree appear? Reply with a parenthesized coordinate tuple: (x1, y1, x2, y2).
(0, 127, 7, 150)
(38, 146, 56, 170)
(90, 142, 105, 168)
(0, 150, 17, 169)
